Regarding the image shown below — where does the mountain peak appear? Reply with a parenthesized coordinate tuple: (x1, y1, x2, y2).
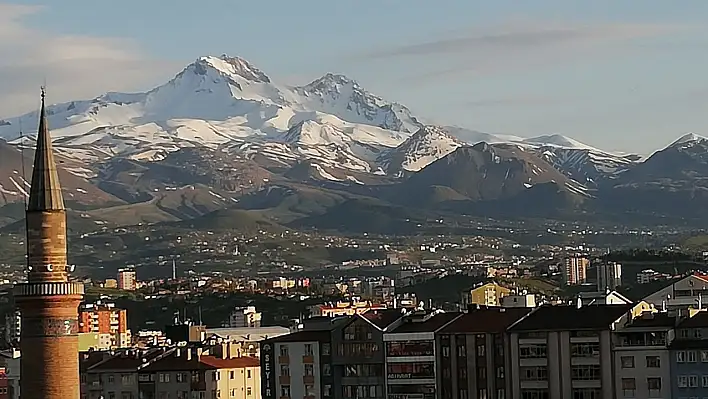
(193, 54, 271, 83)
(303, 73, 358, 92)
(669, 132, 708, 148)
(522, 134, 595, 150)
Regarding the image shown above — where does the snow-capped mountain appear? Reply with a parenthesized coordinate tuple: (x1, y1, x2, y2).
(378, 125, 466, 174)
(0, 55, 418, 171)
(532, 145, 639, 186)
(0, 54, 639, 184)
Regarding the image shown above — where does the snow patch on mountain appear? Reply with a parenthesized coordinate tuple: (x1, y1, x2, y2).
(378, 125, 466, 173)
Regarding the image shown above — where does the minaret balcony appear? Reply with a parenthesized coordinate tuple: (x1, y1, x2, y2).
(13, 282, 84, 297)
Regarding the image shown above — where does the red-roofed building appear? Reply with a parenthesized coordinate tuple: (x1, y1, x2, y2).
(81, 346, 260, 399)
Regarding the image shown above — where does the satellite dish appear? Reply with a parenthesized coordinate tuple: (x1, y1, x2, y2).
(47, 264, 53, 272)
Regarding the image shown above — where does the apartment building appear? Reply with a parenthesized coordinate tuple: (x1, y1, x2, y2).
(79, 302, 131, 350)
(383, 311, 462, 399)
(261, 330, 334, 399)
(331, 309, 405, 399)
(507, 303, 642, 399)
(596, 261, 622, 291)
(669, 311, 708, 398)
(117, 268, 137, 291)
(226, 306, 262, 328)
(644, 273, 708, 309)
(562, 257, 589, 285)
(614, 311, 674, 399)
(436, 307, 532, 399)
(462, 283, 511, 308)
(81, 346, 260, 399)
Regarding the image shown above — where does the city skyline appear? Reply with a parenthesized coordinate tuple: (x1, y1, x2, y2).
(2, 1, 708, 153)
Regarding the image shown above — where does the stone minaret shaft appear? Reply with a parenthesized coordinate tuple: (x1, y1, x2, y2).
(15, 88, 84, 399)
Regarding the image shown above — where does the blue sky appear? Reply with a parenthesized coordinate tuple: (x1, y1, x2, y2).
(3, 0, 708, 153)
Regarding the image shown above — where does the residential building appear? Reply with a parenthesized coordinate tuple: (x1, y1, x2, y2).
(507, 303, 647, 399)
(596, 261, 622, 291)
(82, 346, 260, 399)
(261, 329, 334, 399)
(501, 293, 537, 308)
(3, 312, 19, 345)
(78, 302, 131, 350)
(644, 273, 708, 310)
(331, 309, 404, 399)
(614, 311, 675, 399)
(578, 290, 632, 306)
(117, 268, 137, 291)
(462, 282, 511, 307)
(226, 306, 262, 328)
(436, 307, 532, 399)
(669, 311, 708, 398)
(310, 299, 386, 318)
(383, 311, 462, 399)
(562, 257, 589, 285)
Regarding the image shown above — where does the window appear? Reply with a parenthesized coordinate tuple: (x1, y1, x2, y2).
(247, 370, 251, 378)
(304, 364, 314, 376)
(478, 367, 486, 379)
(280, 364, 290, 376)
(322, 343, 330, 356)
(702, 350, 708, 362)
(442, 346, 451, 357)
(477, 345, 486, 357)
(520, 389, 549, 399)
(304, 344, 313, 356)
(457, 344, 467, 357)
(677, 351, 686, 363)
(108, 375, 115, 384)
(646, 356, 660, 368)
(497, 389, 505, 399)
(571, 343, 600, 358)
(479, 388, 488, 399)
(621, 356, 635, 368)
(158, 373, 170, 383)
(177, 373, 187, 382)
(496, 366, 505, 379)
(323, 363, 331, 376)
(678, 376, 688, 388)
(228, 371, 233, 380)
(688, 351, 698, 362)
(571, 389, 601, 399)
(304, 385, 315, 397)
(459, 390, 468, 399)
(246, 387, 252, 396)
(281, 386, 290, 397)
(324, 384, 332, 397)
(689, 375, 699, 388)
(519, 344, 547, 358)
(520, 366, 548, 381)
(279, 346, 288, 357)
(647, 378, 661, 391)
(621, 378, 635, 398)
(571, 365, 601, 381)
(702, 375, 708, 388)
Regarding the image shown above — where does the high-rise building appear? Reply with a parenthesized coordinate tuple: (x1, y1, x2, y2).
(13, 89, 84, 399)
(597, 261, 622, 291)
(117, 268, 137, 290)
(78, 302, 131, 349)
(563, 257, 589, 285)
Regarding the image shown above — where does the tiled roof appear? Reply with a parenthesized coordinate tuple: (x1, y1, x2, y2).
(677, 311, 708, 328)
(508, 304, 633, 332)
(389, 312, 462, 334)
(265, 330, 331, 343)
(362, 309, 405, 329)
(143, 354, 260, 371)
(439, 307, 532, 334)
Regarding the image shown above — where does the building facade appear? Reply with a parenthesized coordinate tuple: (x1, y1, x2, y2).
(117, 269, 137, 291)
(562, 257, 589, 285)
(507, 303, 642, 399)
(436, 307, 532, 399)
(613, 312, 674, 399)
(13, 90, 85, 399)
(78, 302, 131, 349)
(463, 283, 511, 307)
(596, 262, 622, 291)
(669, 311, 708, 398)
(261, 330, 334, 399)
(383, 311, 462, 399)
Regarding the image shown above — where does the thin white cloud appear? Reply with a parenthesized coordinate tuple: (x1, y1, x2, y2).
(361, 20, 688, 80)
(0, 3, 179, 117)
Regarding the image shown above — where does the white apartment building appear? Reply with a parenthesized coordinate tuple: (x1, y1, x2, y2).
(613, 312, 674, 399)
(596, 261, 622, 291)
(261, 330, 332, 399)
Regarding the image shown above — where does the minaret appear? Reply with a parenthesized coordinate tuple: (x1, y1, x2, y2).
(14, 88, 84, 399)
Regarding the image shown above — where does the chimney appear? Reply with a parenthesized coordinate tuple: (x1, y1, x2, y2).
(186, 348, 192, 361)
(576, 296, 582, 309)
(221, 343, 228, 359)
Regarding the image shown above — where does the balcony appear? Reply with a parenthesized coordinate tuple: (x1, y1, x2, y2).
(302, 355, 314, 364)
(88, 381, 102, 390)
(278, 355, 289, 363)
(303, 375, 315, 384)
(279, 375, 290, 384)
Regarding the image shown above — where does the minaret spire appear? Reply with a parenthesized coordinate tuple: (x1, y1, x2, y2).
(27, 86, 64, 211)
